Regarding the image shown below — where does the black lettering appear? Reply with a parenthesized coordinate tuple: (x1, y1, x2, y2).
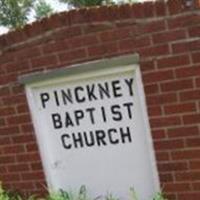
(40, 93, 50, 109)
(65, 112, 74, 127)
(123, 102, 134, 119)
(120, 127, 132, 143)
(96, 130, 107, 146)
(74, 110, 84, 125)
(86, 84, 97, 101)
(54, 90, 60, 106)
(112, 80, 122, 97)
(74, 87, 85, 103)
(61, 134, 72, 149)
(108, 129, 119, 144)
(52, 113, 62, 129)
(86, 107, 95, 124)
(98, 82, 110, 99)
(111, 105, 122, 121)
(101, 106, 107, 122)
(72, 132, 84, 148)
(125, 78, 134, 96)
(61, 89, 73, 104)
(83, 131, 95, 147)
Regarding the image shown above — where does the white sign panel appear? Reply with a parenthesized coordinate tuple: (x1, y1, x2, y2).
(24, 56, 159, 200)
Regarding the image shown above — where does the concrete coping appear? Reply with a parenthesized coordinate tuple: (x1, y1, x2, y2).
(19, 53, 139, 85)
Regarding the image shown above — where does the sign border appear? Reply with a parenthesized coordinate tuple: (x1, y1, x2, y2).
(19, 53, 160, 194)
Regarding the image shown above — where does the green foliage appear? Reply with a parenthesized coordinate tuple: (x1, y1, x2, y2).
(0, 183, 168, 200)
(34, 0, 54, 20)
(0, 0, 34, 29)
(152, 192, 168, 200)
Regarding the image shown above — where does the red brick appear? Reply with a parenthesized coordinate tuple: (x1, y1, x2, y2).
(5, 61, 30, 73)
(144, 84, 159, 95)
(0, 107, 15, 116)
(2, 94, 26, 106)
(168, 0, 183, 15)
(0, 173, 20, 182)
(7, 164, 29, 172)
(12, 134, 34, 144)
(54, 26, 82, 40)
(186, 137, 200, 147)
(178, 192, 200, 200)
(147, 93, 177, 105)
(189, 26, 200, 37)
(83, 23, 114, 34)
(183, 114, 200, 125)
(0, 87, 10, 96)
(42, 40, 69, 54)
(156, 152, 170, 161)
(158, 162, 188, 172)
(16, 153, 40, 162)
(31, 55, 58, 68)
(139, 20, 166, 34)
(68, 35, 99, 48)
(164, 183, 190, 192)
(161, 79, 193, 92)
(154, 139, 184, 151)
(180, 90, 200, 101)
(59, 48, 87, 64)
(167, 126, 199, 138)
(143, 70, 174, 83)
(138, 44, 169, 57)
(190, 161, 200, 170)
(131, 3, 144, 18)
(157, 54, 190, 69)
(172, 149, 200, 160)
(176, 171, 200, 181)
(3, 145, 25, 154)
(164, 103, 196, 114)
(172, 39, 200, 53)
(176, 66, 200, 78)
(193, 182, 200, 190)
(10, 182, 35, 190)
(159, 173, 173, 182)
(21, 172, 44, 181)
(148, 106, 162, 117)
(168, 14, 200, 29)
(14, 47, 41, 61)
(16, 104, 29, 114)
(152, 129, 166, 140)
(88, 43, 118, 57)
(140, 60, 155, 72)
(0, 155, 15, 164)
(31, 162, 43, 171)
(0, 127, 20, 136)
(153, 30, 186, 44)
(192, 52, 200, 63)
(143, 2, 155, 18)
(196, 77, 200, 87)
(7, 114, 31, 125)
(0, 137, 11, 145)
(150, 116, 181, 128)
(155, 1, 166, 16)
(26, 143, 38, 152)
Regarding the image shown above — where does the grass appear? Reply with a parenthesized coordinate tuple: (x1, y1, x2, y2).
(0, 183, 167, 200)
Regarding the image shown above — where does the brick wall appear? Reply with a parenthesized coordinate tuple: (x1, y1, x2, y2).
(0, 0, 200, 199)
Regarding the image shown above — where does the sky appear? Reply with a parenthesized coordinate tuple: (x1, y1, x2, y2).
(0, 0, 153, 35)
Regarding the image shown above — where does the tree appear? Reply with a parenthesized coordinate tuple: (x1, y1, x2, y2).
(59, 0, 114, 8)
(0, 0, 34, 29)
(34, 0, 54, 20)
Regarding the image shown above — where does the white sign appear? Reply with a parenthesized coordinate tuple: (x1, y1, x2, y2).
(23, 55, 159, 200)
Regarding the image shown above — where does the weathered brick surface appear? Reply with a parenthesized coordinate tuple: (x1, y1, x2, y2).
(0, 0, 200, 199)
